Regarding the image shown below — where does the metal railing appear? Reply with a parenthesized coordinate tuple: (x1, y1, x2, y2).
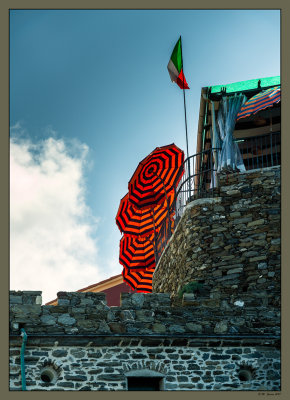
(154, 147, 220, 264)
(235, 131, 280, 171)
(154, 131, 281, 265)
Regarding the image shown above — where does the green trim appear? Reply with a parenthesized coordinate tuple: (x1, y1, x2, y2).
(20, 328, 27, 391)
(209, 76, 280, 94)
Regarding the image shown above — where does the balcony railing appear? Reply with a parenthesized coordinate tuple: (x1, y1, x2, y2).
(154, 147, 220, 264)
(154, 131, 281, 265)
(235, 131, 280, 171)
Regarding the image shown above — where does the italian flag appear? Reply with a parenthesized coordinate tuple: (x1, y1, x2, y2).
(167, 37, 189, 89)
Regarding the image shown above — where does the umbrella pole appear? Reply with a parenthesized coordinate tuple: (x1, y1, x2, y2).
(156, 174, 172, 240)
(151, 209, 158, 263)
(151, 171, 171, 230)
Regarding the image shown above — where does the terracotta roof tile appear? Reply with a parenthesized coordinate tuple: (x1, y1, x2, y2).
(45, 274, 123, 305)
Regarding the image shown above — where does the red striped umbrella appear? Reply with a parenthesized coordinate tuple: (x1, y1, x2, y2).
(237, 86, 280, 120)
(128, 143, 184, 210)
(119, 234, 155, 271)
(116, 190, 175, 238)
(122, 266, 155, 293)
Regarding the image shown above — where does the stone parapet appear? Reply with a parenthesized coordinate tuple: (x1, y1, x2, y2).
(9, 290, 280, 337)
(10, 291, 42, 305)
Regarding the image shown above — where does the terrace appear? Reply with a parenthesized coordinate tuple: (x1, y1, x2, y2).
(154, 76, 281, 263)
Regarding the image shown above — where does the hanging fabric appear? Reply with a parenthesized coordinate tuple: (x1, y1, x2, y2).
(216, 94, 246, 173)
(210, 101, 221, 188)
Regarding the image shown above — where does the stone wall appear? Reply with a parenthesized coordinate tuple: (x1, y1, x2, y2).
(153, 166, 280, 311)
(9, 344, 280, 391)
(9, 290, 280, 391)
(9, 289, 280, 338)
(9, 166, 281, 391)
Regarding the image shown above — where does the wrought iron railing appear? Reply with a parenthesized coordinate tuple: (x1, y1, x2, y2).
(154, 131, 281, 265)
(235, 131, 280, 171)
(154, 147, 220, 264)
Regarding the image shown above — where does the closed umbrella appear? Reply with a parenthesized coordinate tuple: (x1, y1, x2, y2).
(128, 143, 184, 210)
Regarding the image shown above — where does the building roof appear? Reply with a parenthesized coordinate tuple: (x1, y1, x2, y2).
(45, 274, 124, 305)
(194, 75, 281, 181)
(206, 75, 280, 94)
(196, 75, 281, 153)
(76, 274, 123, 292)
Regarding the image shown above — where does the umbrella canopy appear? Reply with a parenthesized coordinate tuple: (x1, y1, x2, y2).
(122, 266, 155, 293)
(236, 86, 280, 120)
(116, 190, 175, 238)
(119, 234, 155, 271)
(128, 143, 184, 209)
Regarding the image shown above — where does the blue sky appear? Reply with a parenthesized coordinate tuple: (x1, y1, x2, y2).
(10, 9, 280, 303)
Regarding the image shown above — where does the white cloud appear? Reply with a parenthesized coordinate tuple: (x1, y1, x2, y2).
(10, 133, 105, 304)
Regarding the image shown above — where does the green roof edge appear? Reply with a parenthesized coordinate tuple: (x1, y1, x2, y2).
(208, 76, 280, 94)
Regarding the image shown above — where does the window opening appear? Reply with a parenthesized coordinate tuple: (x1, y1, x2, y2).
(41, 371, 54, 383)
(39, 364, 60, 384)
(238, 369, 252, 381)
(127, 377, 162, 391)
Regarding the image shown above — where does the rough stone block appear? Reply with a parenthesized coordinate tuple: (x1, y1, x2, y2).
(135, 309, 154, 322)
(9, 296, 22, 304)
(169, 325, 185, 334)
(227, 268, 243, 275)
(152, 323, 166, 333)
(108, 322, 126, 334)
(214, 321, 228, 334)
(40, 315, 56, 325)
(249, 255, 267, 262)
(57, 314, 76, 326)
(247, 219, 265, 227)
(186, 323, 202, 333)
(52, 349, 68, 357)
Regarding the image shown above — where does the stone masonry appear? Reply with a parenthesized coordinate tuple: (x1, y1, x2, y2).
(9, 166, 280, 391)
(153, 166, 280, 311)
(9, 290, 280, 391)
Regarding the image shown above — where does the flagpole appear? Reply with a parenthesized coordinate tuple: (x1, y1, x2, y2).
(179, 36, 192, 197)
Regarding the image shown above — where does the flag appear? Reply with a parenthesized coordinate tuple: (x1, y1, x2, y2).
(167, 37, 189, 89)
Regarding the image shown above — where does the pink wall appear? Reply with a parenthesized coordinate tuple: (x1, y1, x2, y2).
(102, 282, 135, 306)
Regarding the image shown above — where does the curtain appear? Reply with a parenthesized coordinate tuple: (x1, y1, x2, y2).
(210, 101, 221, 188)
(215, 94, 246, 173)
